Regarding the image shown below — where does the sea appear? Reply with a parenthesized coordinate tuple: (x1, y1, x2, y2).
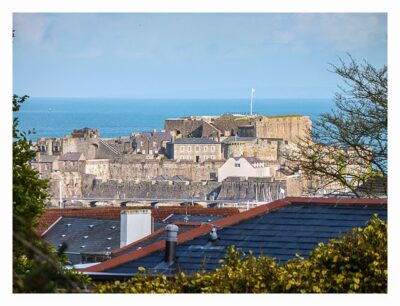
(16, 98, 336, 140)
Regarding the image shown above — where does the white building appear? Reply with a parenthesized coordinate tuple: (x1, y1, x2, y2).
(217, 157, 270, 182)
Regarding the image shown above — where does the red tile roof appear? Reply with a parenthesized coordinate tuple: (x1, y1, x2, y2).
(82, 197, 387, 273)
(37, 206, 239, 236)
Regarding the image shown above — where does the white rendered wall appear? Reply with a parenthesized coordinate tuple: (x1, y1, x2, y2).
(120, 209, 152, 248)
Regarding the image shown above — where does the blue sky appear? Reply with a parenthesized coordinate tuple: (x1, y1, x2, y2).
(13, 13, 387, 99)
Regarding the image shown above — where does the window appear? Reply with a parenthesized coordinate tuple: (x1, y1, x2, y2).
(153, 141, 157, 147)
(195, 145, 200, 152)
(140, 141, 144, 146)
(235, 163, 241, 168)
(211, 146, 215, 152)
(180, 145, 185, 152)
(204, 146, 208, 152)
(187, 146, 192, 152)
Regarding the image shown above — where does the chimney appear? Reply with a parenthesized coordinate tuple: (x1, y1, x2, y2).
(164, 224, 179, 264)
(120, 209, 152, 248)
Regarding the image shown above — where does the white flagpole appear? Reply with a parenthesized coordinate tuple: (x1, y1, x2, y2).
(250, 88, 255, 115)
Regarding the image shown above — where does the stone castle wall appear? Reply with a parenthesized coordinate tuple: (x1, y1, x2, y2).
(255, 116, 311, 143)
(107, 159, 225, 181)
(217, 177, 287, 201)
(82, 179, 221, 200)
(165, 119, 203, 137)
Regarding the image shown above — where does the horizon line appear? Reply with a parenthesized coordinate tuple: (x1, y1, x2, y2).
(27, 96, 333, 100)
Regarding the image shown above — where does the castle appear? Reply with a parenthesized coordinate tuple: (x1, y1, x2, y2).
(31, 114, 312, 207)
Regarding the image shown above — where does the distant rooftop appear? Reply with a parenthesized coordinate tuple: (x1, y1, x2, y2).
(172, 138, 219, 145)
(59, 152, 85, 161)
(222, 136, 257, 144)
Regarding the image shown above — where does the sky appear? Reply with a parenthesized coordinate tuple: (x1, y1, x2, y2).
(13, 13, 387, 99)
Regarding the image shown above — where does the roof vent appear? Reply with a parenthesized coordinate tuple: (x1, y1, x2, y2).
(183, 215, 189, 222)
(83, 235, 88, 239)
(107, 237, 112, 240)
(137, 247, 142, 250)
(81, 245, 86, 248)
(207, 219, 212, 222)
(209, 228, 218, 241)
(61, 234, 66, 238)
(105, 247, 111, 250)
(89, 224, 94, 228)
(111, 225, 116, 229)
(66, 223, 71, 227)
(165, 224, 179, 264)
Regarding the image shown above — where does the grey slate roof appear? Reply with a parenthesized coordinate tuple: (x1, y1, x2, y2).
(35, 155, 58, 163)
(243, 156, 263, 165)
(104, 203, 387, 276)
(140, 131, 172, 141)
(43, 217, 120, 264)
(172, 138, 219, 145)
(59, 152, 84, 161)
(222, 136, 257, 144)
(116, 214, 225, 256)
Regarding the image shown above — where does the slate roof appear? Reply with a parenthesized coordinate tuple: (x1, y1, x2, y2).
(42, 217, 120, 264)
(222, 136, 257, 144)
(140, 131, 172, 141)
(83, 197, 387, 277)
(37, 207, 240, 235)
(59, 152, 84, 161)
(34, 155, 58, 163)
(243, 156, 263, 165)
(172, 138, 219, 145)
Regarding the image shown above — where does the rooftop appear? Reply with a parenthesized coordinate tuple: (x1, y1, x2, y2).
(42, 217, 120, 264)
(222, 136, 257, 144)
(83, 197, 387, 277)
(172, 138, 219, 145)
(59, 152, 85, 161)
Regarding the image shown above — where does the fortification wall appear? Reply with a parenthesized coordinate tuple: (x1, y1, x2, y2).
(255, 116, 311, 143)
(82, 179, 221, 200)
(107, 159, 224, 181)
(85, 159, 111, 180)
(164, 119, 203, 137)
(217, 177, 287, 201)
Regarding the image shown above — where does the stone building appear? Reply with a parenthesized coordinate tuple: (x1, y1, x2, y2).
(58, 152, 86, 172)
(132, 130, 172, 156)
(166, 138, 222, 162)
(36, 137, 63, 156)
(30, 154, 59, 179)
(164, 114, 311, 144)
(217, 157, 269, 182)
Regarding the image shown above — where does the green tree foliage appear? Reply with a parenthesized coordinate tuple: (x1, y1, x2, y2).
(95, 216, 387, 293)
(285, 56, 387, 197)
(13, 95, 90, 292)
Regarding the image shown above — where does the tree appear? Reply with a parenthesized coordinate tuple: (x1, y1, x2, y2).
(285, 56, 387, 197)
(13, 95, 89, 292)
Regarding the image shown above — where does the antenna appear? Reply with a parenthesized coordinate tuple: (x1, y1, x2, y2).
(250, 88, 256, 115)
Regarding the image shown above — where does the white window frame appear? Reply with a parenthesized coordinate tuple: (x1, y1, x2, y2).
(211, 146, 215, 152)
(204, 146, 208, 152)
(187, 146, 192, 152)
(180, 145, 185, 152)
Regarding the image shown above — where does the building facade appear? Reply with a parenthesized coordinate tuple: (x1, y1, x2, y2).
(132, 130, 172, 156)
(217, 157, 269, 182)
(166, 138, 222, 162)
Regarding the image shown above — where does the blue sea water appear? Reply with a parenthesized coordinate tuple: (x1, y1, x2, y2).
(16, 98, 336, 140)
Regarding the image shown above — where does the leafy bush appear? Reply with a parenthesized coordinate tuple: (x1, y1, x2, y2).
(95, 216, 387, 293)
